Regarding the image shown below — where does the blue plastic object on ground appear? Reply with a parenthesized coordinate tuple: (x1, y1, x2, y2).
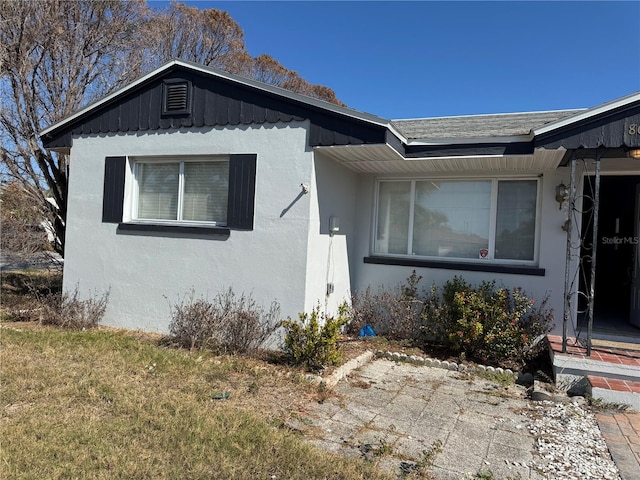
(359, 324, 376, 338)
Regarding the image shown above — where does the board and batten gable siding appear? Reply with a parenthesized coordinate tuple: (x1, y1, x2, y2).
(42, 67, 388, 151)
(63, 122, 318, 333)
(536, 103, 640, 151)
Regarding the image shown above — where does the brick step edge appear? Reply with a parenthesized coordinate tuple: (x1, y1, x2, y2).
(588, 375, 640, 393)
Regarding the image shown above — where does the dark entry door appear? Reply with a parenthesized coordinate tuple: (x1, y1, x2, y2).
(581, 176, 640, 327)
(631, 184, 640, 327)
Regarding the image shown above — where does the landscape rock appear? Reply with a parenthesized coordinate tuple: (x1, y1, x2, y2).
(517, 372, 534, 386)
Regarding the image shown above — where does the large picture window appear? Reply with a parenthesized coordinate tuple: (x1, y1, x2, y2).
(375, 178, 539, 262)
(134, 158, 229, 225)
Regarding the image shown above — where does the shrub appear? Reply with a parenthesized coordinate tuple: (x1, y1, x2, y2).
(348, 270, 424, 340)
(421, 275, 470, 343)
(217, 289, 280, 354)
(349, 271, 552, 367)
(168, 294, 220, 350)
(280, 304, 349, 371)
(39, 286, 109, 329)
(168, 288, 280, 354)
(422, 277, 553, 366)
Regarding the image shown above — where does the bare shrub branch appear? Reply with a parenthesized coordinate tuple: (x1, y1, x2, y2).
(168, 288, 280, 354)
(39, 286, 110, 329)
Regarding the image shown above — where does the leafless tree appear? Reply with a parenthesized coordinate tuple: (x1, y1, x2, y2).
(0, 0, 152, 256)
(147, 2, 345, 105)
(0, 182, 52, 257)
(148, 1, 245, 69)
(0, 0, 342, 257)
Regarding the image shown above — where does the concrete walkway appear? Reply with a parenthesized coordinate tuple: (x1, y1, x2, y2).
(300, 359, 545, 479)
(596, 412, 640, 480)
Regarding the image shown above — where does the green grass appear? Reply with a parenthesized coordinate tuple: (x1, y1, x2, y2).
(0, 325, 392, 480)
(475, 369, 515, 387)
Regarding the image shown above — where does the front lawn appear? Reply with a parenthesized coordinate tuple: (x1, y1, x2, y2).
(0, 324, 391, 479)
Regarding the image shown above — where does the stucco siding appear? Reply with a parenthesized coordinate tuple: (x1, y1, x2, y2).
(303, 152, 360, 317)
(64, 122, 314, 332)
(350, 169, 573, 335)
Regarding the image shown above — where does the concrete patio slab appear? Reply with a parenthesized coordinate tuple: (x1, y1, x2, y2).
(300, 359, 545, 479)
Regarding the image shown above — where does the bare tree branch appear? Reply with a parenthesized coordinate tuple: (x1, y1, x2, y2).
(1, 0, 343, 258)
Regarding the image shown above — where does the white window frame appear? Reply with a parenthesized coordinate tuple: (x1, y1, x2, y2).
(130, 155, 230, 226)
(372, 176, 542, 265)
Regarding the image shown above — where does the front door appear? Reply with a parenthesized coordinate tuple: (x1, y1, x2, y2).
(580, 176, 640, 331)
(631, 184, 640, 327)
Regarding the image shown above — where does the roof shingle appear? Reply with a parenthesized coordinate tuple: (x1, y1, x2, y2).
(391, 110, 584, 141)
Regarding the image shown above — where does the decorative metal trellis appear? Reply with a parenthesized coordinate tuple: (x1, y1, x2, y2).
(562, 151, 602, 356)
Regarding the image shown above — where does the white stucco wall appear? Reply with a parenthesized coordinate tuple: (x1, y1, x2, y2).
(303, 152, 360, 317)
(66, 119, 632, 338)
(64, 122, 316, 332)
(351, 169, 573, 335)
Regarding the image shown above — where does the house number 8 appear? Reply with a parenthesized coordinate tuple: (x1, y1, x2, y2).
(630, 124, 639, 135)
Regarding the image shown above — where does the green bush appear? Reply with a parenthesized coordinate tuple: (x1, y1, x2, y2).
(348, 271, 553, 367)
(280, 304, 349, 371)
(422, 277, 553, 366)
(449, 283, 532, 359)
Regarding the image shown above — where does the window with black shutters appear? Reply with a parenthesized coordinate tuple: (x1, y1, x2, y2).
(102, 154, 257, 232)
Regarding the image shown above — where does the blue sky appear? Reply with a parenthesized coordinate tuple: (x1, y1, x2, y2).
(151, 1, 640, 119)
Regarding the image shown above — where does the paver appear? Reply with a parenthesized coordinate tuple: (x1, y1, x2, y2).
(301, 359, 545, 478)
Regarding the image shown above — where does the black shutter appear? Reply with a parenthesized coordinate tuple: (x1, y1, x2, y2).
(227, 154, 257, 230)
(102, 156, 126, 223)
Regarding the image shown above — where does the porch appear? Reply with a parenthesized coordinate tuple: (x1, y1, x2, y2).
(548, 334, 640, 409)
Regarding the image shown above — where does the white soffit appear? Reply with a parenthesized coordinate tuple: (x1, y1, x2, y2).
(315, 144, 566, 175)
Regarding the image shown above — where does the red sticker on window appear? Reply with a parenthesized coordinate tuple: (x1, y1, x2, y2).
(479, 248, 489, 259)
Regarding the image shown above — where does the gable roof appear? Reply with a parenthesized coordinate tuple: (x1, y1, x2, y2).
(40, 59, 393, 151)
(534, 91, 640, 155)
(41, 59, 391, 137)
(533, 91, 640, 136)
(40, 58, 640, 160)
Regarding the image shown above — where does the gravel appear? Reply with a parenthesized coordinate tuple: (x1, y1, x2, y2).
(525, 401, 621, 479)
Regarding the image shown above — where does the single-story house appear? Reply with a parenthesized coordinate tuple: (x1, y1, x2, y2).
(40, 60, 640, 342)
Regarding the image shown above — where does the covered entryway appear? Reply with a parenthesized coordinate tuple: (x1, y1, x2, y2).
(532, 91, 640, 353)
(579, 175, 640, 338)
(534, 92, 640, 408)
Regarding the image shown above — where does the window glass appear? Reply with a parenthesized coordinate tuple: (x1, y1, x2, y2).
(183, 162, 229, 222)
(495, 180, 537, 260)
(137, 163, 179, 220)
(135, 159, 229, 224)
(376, 181, 411, 254)
(373, 178, 538, 263)
(413, 181, 491, 258)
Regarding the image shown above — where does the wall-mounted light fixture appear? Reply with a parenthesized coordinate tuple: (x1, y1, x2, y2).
(556, 182, 569, 210)
(628, 148, 640, 159)
(329, 216, 340, 236)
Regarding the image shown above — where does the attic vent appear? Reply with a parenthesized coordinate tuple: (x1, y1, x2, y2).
(162, 80, 191, 115)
